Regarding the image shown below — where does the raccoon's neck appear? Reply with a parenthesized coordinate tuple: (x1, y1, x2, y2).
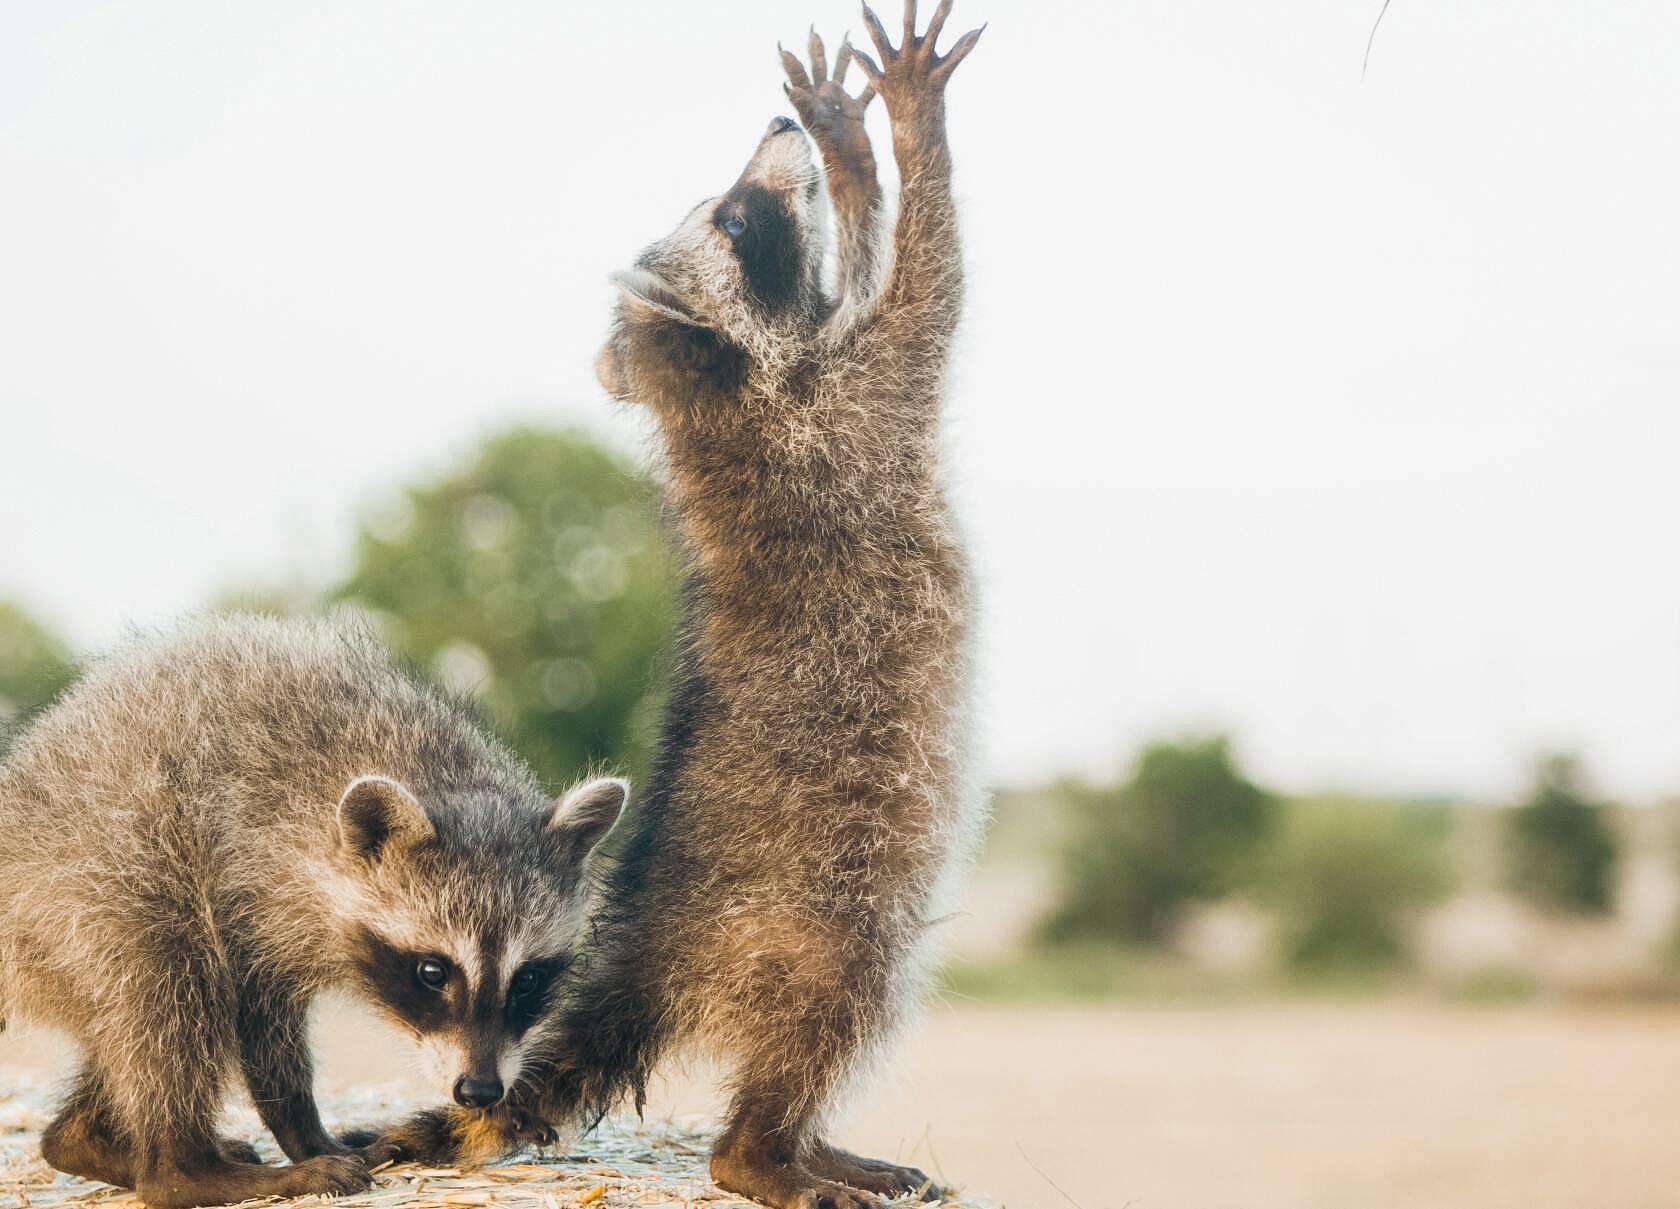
(665, 446, 949, 586)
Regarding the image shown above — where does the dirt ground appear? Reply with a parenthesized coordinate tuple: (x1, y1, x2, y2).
(7, 999, 1680, 1209)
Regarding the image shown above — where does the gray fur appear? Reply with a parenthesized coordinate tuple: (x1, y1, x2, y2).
(0, 613, 624, 1208)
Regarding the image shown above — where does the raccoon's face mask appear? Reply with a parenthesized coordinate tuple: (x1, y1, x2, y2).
(597, 117, 824, 403)
(332, 775, 628, 1109)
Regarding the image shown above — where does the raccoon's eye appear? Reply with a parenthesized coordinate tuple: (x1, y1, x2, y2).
(508, 964, 552, 1003)
(722, 214, 747, 238)
(415, 957, 451, 990)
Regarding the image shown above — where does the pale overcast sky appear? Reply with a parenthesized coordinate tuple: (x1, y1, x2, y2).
(2, 0, 1677, 801)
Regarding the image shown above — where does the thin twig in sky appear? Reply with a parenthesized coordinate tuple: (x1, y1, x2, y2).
(1363, 0, 1394, 79)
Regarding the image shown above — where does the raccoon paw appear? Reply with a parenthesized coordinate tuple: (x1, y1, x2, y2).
(135, 1153, 371, 1208)
(347, 1109, 452, 1168)
(782, 30, 876, 128)
(710, 1132, 937, 1209)
(809, 1142, 939, 1201)
(349, 1106, 523, 1169)
(505, 1110, 559, 1150)
(715, 1168, 885, 1209)
(853, 0, 984, 121)
(274, 1153, 373, 1198)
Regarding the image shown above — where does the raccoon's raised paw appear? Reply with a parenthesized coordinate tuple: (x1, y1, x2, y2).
(852, 0, 984, 119)
(782, 30, 875, 131)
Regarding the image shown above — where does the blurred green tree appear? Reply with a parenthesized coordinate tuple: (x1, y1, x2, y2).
(1040, 735, 1277, 946)
(335, 425, 675, 787)
(0, 600, 78, 755)
(1257, 795, 1454, 976)
(1504, 753, 1618, 915)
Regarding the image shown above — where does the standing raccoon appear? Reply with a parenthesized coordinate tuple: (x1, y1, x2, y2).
(367, 5, 984, 1208)
(0, 614, 625, 1209)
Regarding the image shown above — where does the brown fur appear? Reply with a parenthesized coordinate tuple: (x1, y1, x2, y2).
(364, 6, 983, 1208)
(0, 614, 623, 1208)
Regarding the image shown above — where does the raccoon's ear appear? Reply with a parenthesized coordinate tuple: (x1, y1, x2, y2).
(337, 776, 436, 863)
(545, 776, 628, 864)
(611, 269, 706, 328)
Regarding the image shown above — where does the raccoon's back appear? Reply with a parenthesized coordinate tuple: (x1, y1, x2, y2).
(10, 614, 489, 804)
(0, 615, 515, 925)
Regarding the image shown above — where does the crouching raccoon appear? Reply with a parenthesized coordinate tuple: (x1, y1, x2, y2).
(0, 614, 625, 1209)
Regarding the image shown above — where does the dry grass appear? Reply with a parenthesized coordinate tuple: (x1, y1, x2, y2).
(0, 1073, 986, 1209)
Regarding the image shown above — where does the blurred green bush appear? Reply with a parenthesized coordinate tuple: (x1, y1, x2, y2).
(1503, 753, 1619, 915)
(1039, 735, 1277, 946)
(335, 425, 675, 787)
(1255, 795, 1455, 978)
(0, 600, 77, 755)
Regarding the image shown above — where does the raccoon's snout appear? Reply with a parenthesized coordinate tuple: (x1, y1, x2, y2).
(453, 1074, 505, 1108)
(768, 115, 800, 135)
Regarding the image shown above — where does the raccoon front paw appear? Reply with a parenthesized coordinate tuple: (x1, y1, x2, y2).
(348, 1108, 455, 1168)
(274, 1153, 373, 1198)
(135, 1153, 371, 1208)
(505, 1110, 559, 1149)
(782, 30, 875, 138)
(853, 0, 984, 126)
(350, 1105, 527, 1169)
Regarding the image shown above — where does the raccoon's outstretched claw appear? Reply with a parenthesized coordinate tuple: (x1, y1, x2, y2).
(780, 44, 813, 93)
(807, 26, 829, 86)
(921, 0, 955, 49)
(508, 1113, 559, 1149)
(837, 44, 876, 109)
(782, 28, 875, 121)
(856, 0, 983, 101)
(940, 23, 986, 75)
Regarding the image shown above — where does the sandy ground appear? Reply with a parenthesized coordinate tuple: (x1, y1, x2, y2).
(7, 999, 1680, 1209)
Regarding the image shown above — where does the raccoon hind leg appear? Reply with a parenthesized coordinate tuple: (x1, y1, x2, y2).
(711, 1087, 937, 1209)
(710, 1101, 938, 1209)
(42, 1064, 267, 1188)
(705, 957, 938, 1209)
(135, 1147, 371, 1209)
(83, 975, 371, 1206)
(40, 1065, 134, 1189)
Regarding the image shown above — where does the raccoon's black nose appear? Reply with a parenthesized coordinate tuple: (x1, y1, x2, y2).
(452, 1074, 505, 1108)
(769, 115, 800, 135)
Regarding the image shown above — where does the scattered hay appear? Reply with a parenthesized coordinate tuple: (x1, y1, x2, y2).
(0, 1072, 985, 1209)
